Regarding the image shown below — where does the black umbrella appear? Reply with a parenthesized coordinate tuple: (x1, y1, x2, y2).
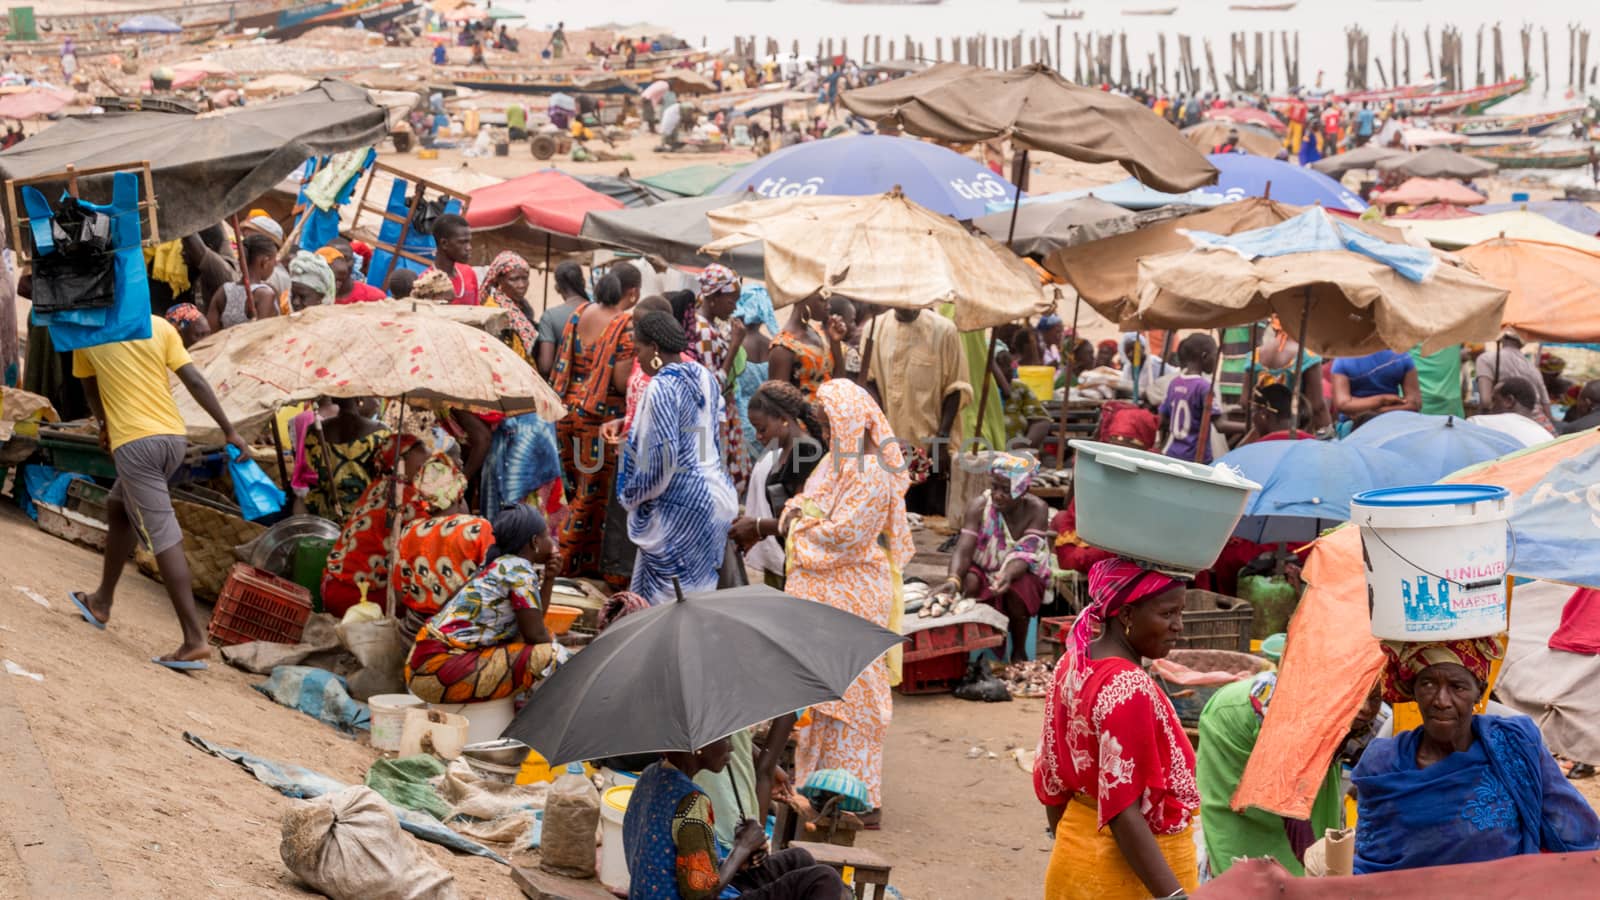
(579, 192, 766, 279)
(503, 584, 902, 766)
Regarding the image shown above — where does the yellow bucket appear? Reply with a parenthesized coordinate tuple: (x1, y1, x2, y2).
(1017, 365, 1056, 400)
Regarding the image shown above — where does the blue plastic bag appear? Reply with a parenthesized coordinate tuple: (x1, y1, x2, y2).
(227, 445, 286, 521)
(25, 171, 153, 351)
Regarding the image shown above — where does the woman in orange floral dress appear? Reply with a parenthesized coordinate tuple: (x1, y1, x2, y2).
(780, 380, 913, 814)
(768, 294, 844, 402)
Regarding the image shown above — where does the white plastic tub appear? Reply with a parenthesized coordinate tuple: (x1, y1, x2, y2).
(1069, 439, 1261, 573)
(368, 693, 425, 752)
(599, 785, 633, 894)
(1352, 484, 1510, 640)
(428, 696, 516, 745)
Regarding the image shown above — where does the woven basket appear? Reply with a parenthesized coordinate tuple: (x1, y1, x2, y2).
(134, 500, 268, 600)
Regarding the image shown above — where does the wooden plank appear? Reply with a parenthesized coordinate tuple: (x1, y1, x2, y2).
(510, 865, 618, 900)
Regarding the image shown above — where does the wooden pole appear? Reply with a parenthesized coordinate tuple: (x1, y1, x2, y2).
(1055, 292, 1081, 469)
(1288, 290, 1310, 441)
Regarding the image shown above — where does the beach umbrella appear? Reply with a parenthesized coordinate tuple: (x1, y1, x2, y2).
(841, 62, 1216, 195)
(1378, 146, 1498, 180)
(1034, 178, 1228, 212)
(1219, 439, 1415, 543)
(1182, 121, 1284, 158)
(1344, 411, 1526, 482)
(485, 5, 524, 18)
(700, 189, 1050, 330)
(1455, 238, 1600, 343)
(1132, 208, 1507, 356)
(1507, 442, 1600, 589)
(1309, 144, 1408, 177)
(503, 583, 902, 765)
(1389, 203, 1478, 221)
(1396, 209, 1600, 253)
(116, 14, 182, 33)
(1471, 200, 1600, 236)
(638, 162, 747, 198)
(1203, 105, 1287, 135)
(1202, 153, 1367, 212)
(0, 86, 74, 120)
(713, 134, 1018, 221)
(971, 195, 1134, 258)
(175, 301, 565, 443)
(581, 193, 766, 279)
(1370, 177, 1487, 208)
(466, 169, 624, 252)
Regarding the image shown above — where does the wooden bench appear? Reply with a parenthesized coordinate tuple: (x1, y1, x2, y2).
(511, 865, 621, 900)
(788, 841, 893, 900)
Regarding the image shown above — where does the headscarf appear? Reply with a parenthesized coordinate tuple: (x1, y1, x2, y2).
(488, 502, 547, 563)
(486, 250, 530, 292)
(735, 283, 781, 333)
(315, 245, 345, 267)
(1378, 636, 1506, 703)
(804, 380, 915, 570)
(989, 452, 1039, 498)
(411, 269, 456, 302)
(1036, 313, 1063, 332)
(1100, 402, 1159, 450)
(1539, 351, 1567, 375)
(376, 433, 422, 474)
(412, 453, 467, 514)
(241, 213, 284, 243)
(697, 262, 740, 298)
(1066, 557, 1183, 666)
(288, 250, 336, 306)
(164, 302, 204, 330)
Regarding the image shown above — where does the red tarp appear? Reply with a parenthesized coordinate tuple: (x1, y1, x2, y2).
(1193, 855, 1600, 898)
(1371, 177, 1487, 208)
(0, 87, 74, 120)
(1390, 203, 1480, 221)
(466, 169, 625, 237)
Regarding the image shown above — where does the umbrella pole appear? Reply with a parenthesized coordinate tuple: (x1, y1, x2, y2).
(383, 393, 409, 619)
(1288, 289, 1311, 441)
(1242, 321, 1260, 439)
(975, 149, 1031, 456)
(1055, 291, 1081, 468)
(542, 232, 552, 315)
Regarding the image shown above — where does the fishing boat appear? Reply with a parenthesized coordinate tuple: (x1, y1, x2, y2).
(268, 0, 420, 39)
(1046, 9, 1086, 18)
(1463, 144, 1595, 169)
(1404, 78, 1529, 116)
(1229, 2, 1297, 10)
(1123, 7, 1178, 15)
(1445, 107, 1585, 138)
(444, 68, 643, 96)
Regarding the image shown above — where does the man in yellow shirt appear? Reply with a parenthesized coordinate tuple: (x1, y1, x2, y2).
(866, 307, 972, 515)
(66, 315, 248, 671)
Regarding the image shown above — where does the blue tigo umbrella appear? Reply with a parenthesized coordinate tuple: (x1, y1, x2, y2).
(116, 14, 183, 33)
(1345, 412, 1526, 483)
(1219, 439, 1414, 542)
(1201, 153, 1367, 213)
(714, 134, 1018, 220)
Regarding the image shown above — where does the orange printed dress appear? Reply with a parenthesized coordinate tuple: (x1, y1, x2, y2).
(784, 381, 914, 808)
(771, 328, 833, 401)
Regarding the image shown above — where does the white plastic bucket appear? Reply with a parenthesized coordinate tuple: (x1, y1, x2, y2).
(599, 785, 633, 893)
(428, 697, 516, 745)
(1351, 484, 1511, 641)
(369, 693, 425, 752)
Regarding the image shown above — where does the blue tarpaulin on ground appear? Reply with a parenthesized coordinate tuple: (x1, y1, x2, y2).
(252, 666, 370, 734)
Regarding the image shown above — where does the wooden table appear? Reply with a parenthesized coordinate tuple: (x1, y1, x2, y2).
(789, 841, 894, 900)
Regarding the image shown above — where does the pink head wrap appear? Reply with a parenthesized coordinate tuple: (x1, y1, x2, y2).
(1066, 557, 1183, 665)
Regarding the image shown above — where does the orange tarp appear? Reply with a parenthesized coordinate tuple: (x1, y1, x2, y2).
(1456, 238, 1600, 343)
(1233, 430, 1600, 818)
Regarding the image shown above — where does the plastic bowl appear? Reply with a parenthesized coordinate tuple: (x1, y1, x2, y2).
(544, 604, 582, 635)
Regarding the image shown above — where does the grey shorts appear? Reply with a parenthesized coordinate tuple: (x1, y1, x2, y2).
(108, 434, 187, 554)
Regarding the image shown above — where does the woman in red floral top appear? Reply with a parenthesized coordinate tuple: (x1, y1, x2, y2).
(1034, 557, 1200, 900)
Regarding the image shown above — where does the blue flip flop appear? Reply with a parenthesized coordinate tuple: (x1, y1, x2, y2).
(151, 657, 208, 672)
(67, 592, 106, 630)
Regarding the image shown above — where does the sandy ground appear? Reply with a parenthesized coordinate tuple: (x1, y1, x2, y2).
(0, 508, 1047, 899)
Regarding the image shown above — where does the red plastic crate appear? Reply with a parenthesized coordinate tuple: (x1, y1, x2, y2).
(897, 621, 1007, 695)
(208, 563, 312, 646)
(900, 651, 968, 694)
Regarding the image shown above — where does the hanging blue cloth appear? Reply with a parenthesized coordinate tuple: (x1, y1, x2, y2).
(297, 149, 377, 252)
(26, 171, 151, 351)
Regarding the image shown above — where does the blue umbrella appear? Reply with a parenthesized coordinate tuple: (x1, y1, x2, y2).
(713, 134, 1019, 220)
(1220, 439, 1414, 542)
(1200, 153, 1367, 213)
(1344, 412, 1526, 483)
(1470, 201, 1600, 236)
(117, 14, 183, 34)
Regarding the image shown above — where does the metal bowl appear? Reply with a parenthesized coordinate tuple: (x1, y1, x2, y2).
(461, 738, 532, 769)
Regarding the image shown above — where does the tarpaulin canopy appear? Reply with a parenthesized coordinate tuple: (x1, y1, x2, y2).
(1308, 144, 1407, 177)
(1508, 443, 1600, 589)
(580, 192, 765, 279)
(637, 162, 745, 197)
(841, 62, 1218, 194)
(570, 172, 671, 208)
(701, 189, 1051, 330)
(0, 79, 387, 239)
(1233, 430, 1600, 819)
(1455, 239, 1600, 343)
(1371, 177, 1487, 207)
(0, 86, 75, 120)
(1471, 200, 1600, 235)
(1132, 209, 1505, 356)
(466, 169, 624, 253)
(1397, 209, 1600, 253)
(971, 195, 1134, 258)
(1181, 121, 1283, 158)
(1379, 145, 1498, 179)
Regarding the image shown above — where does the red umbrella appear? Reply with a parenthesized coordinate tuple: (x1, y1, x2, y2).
(1370, 177, 1487, 208)
(0, 87, 74, 121)
(467, 169, 624, 251)
(1204, 105, 1286, 135)
(1389, 203, 1480, 221)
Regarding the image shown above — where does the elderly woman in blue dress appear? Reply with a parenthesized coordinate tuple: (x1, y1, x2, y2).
(617, 310, 739, 605)
(1351, 637, 1600, 874)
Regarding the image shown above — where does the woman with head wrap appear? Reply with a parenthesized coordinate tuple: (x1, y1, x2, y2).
(482, 251, 539, 363)
(616, 310, 738, 604)
(933, 452, 1052, 662)
(298, 396, 393, 521)
(768, 292, 844, 402)
(273, 250, 336, 317)
(213, 234, 281, 330)
(1350, 637, 1600, 874)
(780, 380, 914, 817)
(1035, 558, 1199, 899)
(728, 380, 826, 589)
(406, 503, 563, 704)
(318, 436, 434, 618)
(163, 303, 211, 348)
(535, 259, 591, 377)
(692, 263, 751, 493)
(393, 456, 492, 638)
(410, 268, 457, 303)
(549, 271, 634, 583)
(732, 287, 774, 473)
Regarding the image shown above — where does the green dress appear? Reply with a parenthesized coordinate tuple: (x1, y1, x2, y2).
(1409, 345, 1466, 417)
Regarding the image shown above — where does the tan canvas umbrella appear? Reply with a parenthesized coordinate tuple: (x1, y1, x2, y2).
(1456, 238, 1600, 343)
(1132, 244, 1506, 357)
(700, 189, 1050, 332)
(841, 63, 1217, 194)
(1181, 121, 1283, 159)
(1378, 146, 1498, 180)
(176, 300, 565, 442)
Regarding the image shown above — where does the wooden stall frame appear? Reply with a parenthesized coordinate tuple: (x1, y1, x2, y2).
(4, 160, 160, 274)
(347, 159, 473, 288)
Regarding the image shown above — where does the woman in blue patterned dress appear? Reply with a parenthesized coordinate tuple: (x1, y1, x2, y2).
(618, 310, 739, 605)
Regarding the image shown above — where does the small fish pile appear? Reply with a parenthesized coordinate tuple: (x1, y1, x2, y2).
(1000, 659, 1054, 699)
(1033, 468, 1071, 489)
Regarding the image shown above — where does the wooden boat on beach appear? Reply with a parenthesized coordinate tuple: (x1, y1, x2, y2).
(1273, 78, 1526, 118)
(1230, 2, 1297, 10)
(1046, 9, 1087, 18)
(1463, 144, 1596, 169)
(1445, 108, 1585, 138)
(1123, 7, 1178, 15)
(443, 67, 644, 95)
